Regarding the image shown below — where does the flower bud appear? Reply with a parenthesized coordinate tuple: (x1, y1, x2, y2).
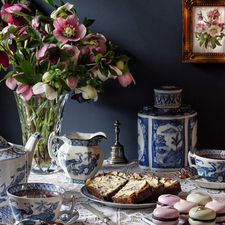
(42, 72, 51, 83)
(54, 81, 60, 89)
(116, 60, 124, 70)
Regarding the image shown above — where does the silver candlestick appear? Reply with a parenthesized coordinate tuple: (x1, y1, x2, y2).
(108, 120, 128, 164)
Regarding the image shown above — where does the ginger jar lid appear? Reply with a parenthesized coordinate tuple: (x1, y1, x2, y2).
(0, 135, 26, 161)
(154, 86, 182, 108)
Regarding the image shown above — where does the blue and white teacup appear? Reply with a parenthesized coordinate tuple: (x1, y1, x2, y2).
(7, 183, 74, 222)
(188, 149, 225, 182)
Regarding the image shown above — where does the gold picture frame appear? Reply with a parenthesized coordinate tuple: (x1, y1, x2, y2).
(183, 0, 225, 63)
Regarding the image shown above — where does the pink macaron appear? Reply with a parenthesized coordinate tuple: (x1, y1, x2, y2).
(157, 194, 180, 207)
(174, 199, 198, 222)
(205, 199, 225, 223)
(152, 205, 179, 225)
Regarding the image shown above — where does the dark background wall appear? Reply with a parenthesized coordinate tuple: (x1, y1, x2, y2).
(1, 0, 225, 160)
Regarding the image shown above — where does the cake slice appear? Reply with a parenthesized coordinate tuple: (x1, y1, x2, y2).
(140, 174, 164, 203)
(111, 180, 152, 204)
(160, 177, 181, 195)
(85, 172, 128, 201)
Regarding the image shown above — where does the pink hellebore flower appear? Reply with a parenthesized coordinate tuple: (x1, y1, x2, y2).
(0, 50, 9, 68)
(53, 14, 86, 43)
(1, 3, 13, 23)
(61, 44, 80, 66)
(66, 76, 79, 89)
(36, 44, 58, 65)
(4, 4, 33, 26)
(118, 73, 136, 87)
(6, 76, 17, 90)
(16, 83, 34, 101)
(198, 15, 203, 21)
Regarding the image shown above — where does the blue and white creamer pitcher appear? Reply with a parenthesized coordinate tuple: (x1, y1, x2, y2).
(48, 131, 107, 183)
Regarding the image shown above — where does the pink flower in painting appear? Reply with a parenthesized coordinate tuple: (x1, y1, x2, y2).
(219, 23, 225, 31)
(198, 15, 203, 21)
(53, 14, 86, 43)
(196, 23, 207, 33)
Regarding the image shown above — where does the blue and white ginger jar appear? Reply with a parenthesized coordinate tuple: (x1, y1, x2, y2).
(138, 86, 197, 171)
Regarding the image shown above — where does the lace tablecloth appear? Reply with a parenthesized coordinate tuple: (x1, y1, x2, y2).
(28, 160, 225, 225)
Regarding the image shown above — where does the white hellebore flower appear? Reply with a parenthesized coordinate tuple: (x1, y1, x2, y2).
(75, 85, 98, 101)
(33, 82, 57, 100)
(208, 25, 221, 37)
(50, 3, 74, 19)
(93, 66, 122, 82)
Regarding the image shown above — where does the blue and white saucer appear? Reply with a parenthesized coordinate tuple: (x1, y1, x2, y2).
(179, 166, 225, 190)
(0, 203, 79, 225)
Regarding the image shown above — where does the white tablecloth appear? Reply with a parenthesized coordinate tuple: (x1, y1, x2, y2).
(28, 160, 225, 225)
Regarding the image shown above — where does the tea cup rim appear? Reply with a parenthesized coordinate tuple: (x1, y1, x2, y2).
(7, 182, 65, 199)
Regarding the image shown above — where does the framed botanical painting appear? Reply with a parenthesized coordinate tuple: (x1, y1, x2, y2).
(183, 0, 225, 63)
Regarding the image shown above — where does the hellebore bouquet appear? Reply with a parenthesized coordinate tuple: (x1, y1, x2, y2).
(0, 0, 135, 168)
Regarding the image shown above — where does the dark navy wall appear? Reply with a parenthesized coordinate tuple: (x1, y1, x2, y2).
(1, 0, 225, 160)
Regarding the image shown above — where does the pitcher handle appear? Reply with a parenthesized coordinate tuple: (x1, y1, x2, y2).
(188, 151, 197, 169)
(48, 131, 67, 163)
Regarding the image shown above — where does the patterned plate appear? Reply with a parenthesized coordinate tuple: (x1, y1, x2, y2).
(80, 186, 156, 209)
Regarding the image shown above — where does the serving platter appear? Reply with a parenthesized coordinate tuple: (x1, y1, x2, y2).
(180, 167, 225, 190)
(80, 185, 156, 209)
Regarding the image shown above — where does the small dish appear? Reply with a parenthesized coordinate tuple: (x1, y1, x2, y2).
(179, 167, 225, 190)
(80, 185, 156, 209)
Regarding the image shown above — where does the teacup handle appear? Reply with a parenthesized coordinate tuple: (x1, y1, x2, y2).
(188, 151, 197, 169)
(58, 194, 75, 218)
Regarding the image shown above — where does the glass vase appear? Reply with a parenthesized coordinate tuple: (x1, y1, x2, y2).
(14, 92, 69, 174)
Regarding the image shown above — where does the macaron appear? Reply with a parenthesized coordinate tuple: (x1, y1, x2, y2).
(205, 199, 225, 222)
(152, 205, 179, 225)
(157, 194, 180, 207)
(174, 199, 198, 222)
(189, 206, 216, 225)
(187, 192, 212, 206)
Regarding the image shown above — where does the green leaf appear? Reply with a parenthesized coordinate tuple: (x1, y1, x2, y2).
(37, 61, 48, 74)
(58, 64, 65, 71)
(27, 26, 42, 41)
(205, 38, 208, 49)
(92, 49, 99, 56)
(38, 15, 53, 24)
(82, 17, 95, 27)
(48, 47, 59, 57)
(214, 38, 222, 46)
(199, 37, 205, 47)
(27, 40, 41, 48)
(42, 0, 57, 9)
(99, 66, 108, 76)
(18, 47, 29, 60)
(60, 50, 72, 61)
(44, 34, 55, 44)
(33, 73, 42, 83)
(109, 68, 117, 76)
(0, 71, 14, 82)
(57, 78, 71, 91)
(48, 72, 57, 80)
(60, 0, 65, 5)
(68, 61, 75, 72)
(95, 54, 103, 63)
(210, 37, 217, 49)
(14, 66, 23, 73)
(14, 53, 22, 64)
(14, 74, 31, 84)
(20, 60, 35, 76)
(16, 33, 30, 42)
(1, 26, 22, 40)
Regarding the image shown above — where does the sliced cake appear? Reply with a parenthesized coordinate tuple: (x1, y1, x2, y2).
(160, 177, 181, 195)
(85, 172, 128, 201)
(111, 180, 152, 204)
